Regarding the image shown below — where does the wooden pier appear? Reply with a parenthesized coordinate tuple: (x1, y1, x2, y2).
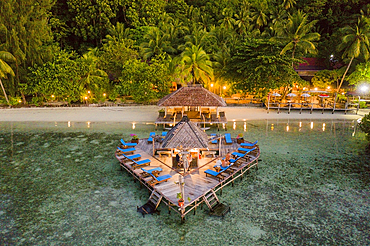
(115, 137, 260, 221)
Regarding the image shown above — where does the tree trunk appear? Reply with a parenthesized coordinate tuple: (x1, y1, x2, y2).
(337, 56, 354, 92)
(0, 78, 10, 105)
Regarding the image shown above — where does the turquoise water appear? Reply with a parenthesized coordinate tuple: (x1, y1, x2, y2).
(1, 120, 369, 245)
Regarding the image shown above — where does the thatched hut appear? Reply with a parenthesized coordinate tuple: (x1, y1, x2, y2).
(156, 84, 227, 126)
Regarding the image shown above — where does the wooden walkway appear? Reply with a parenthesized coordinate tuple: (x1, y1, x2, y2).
(115, 137, 260, 221)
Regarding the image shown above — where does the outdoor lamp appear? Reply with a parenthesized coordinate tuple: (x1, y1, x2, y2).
(210, 84, 214, 87)
(360, 85, 369, 93)
(84, 96, 88, 100)
(223, 86, 226, 90)
(87, 91, 91, 94)
(103, 93, 106, 97)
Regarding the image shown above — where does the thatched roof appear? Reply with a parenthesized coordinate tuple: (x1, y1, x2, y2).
(161, 116, 209, 149)
(158, 85, 227, 107)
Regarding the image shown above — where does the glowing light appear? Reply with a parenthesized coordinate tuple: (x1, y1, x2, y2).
(271, 124, 274, 131)
(322, 123, 326, 131)
(360, 85, 369, 93)
(244, 122, 247, 132)
(233, 122, 236, 130)
(103, 93, 106, 97)
(84, 96, 88, 100)
(310, 122, 314, 129)
(87, 121, 91, 128)
(314, 88, 318, 91)
(210, 84, 214, 87)
(132, 123, 136, 129)
(87, 91, 91, 94)
(286, 124, 289, 132)
(299, 122, 302, 128)
(223, 86, 226, 90)
(303, 87, 307, 90)
(51, 95, 55, 98)
(18, 100, 22, 103)
(327, 86, 330, 89)
(222, 123, 226, 129)
(68, 121, 71, 127)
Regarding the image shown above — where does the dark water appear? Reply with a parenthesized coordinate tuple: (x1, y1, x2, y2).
(0, 120, 369, 245)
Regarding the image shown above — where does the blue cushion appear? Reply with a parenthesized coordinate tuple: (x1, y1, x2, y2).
(120, 139, 137, 146)
(117, 147, 136, 153)
(136, 159, 150, 165)
(155, 174, 172, 182)
(232, 152, 244, 157)
(225, 133, 232, 144)
(205, 169, 220, 176)
(237, 147, 256, 153)
(211, 133, 217, 144)
(125, 154, 141, 160)
(240, 140, 258, 147)
(141, 167, 162, 173)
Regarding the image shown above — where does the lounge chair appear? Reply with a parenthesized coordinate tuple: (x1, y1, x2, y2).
(224, 133, 232, 144)
(240, 140, 258, 147)
(205, 164, 232, 181)
(148, 132, 155, 143)
(132, 159, 151, 169)
(232, 147, 256, 157)
(148, 173, 172, 186)
(162, 132, 167, 137)
(237, 146, 257, 153)
(141, 167, 162, 178)
(210, 133, 218, 144)
(117, 147, 136, 155)
(120, 139, 137, 147)
(123, 153, 141, 161)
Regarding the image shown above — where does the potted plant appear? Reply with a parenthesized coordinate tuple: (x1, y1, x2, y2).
(130, 134, 139, 144)
(177, 192, 184, 207)
(236, 133, 244, 144)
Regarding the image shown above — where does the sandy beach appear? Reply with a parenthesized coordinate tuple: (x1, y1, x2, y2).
(0, 106, 368, 122)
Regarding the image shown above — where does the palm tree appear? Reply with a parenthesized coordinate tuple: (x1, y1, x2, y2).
(80, 48, 108, 92)
(337, 17, 370, 92)
(140, 27, 176, 60)
(0, 51, 16, 105)
(181, 45, 213, 85)
(272, 10, 320, 64)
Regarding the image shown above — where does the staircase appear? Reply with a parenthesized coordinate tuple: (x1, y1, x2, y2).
(203, 190, 220, 211)
(148, 190, 163, 210)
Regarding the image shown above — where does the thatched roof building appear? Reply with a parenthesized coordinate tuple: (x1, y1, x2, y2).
(158, 85, 226, 107)
(161, 115, 208, 149)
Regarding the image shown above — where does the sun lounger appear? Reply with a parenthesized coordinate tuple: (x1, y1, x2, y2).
(237, 146, 257, 153)
(148, 173, 172, 186)
(162, 132, 167, 137)
(120, 139, 137, 147)
(141, 167, 162, 178)
(148, 132, 155, 143)
(210, 133, 218, 144)
(224, 133, 232, 144)
(131, 159, 151, 169)
(117, 147, 136, 155)
(205, 164, 232, 181)
(240, 140, 258, 147)
(232, 147, 256, 158)
(123, 154, 141, 161)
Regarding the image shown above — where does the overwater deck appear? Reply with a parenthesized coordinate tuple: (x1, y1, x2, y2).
(115, 137, 260, 220)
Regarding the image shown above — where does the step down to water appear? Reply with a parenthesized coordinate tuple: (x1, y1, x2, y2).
(208, 203, 230, 217)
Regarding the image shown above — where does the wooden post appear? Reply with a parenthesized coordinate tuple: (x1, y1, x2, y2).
(356, 96, 360, 115)
(332, 92, 337, 114)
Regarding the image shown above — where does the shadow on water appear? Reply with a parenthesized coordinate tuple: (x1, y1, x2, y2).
(0, 119, 369, 245)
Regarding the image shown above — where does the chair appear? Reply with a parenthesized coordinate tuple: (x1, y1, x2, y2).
(140, 167, 162, 178)
(240, 140, 258, 147)
(131, 159, 151, 169)
(148, 173, 172, 186)
(162, 132, 167, 137)
(123, 153, 141, 161)
(148, 132, 155, 143)
(233, 147, 256, 156)
(205, 164, 232, 181)
(120, 139, 137, 148)
(237, 146, 257, 153)
(210, 133, 218, 144)
(224, 133, 232, 145)
(117, 147, 136, 155)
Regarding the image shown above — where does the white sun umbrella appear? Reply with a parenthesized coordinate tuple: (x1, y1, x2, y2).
(287, 93, 297, 97)
(271, 92, 281, 96)
(301, 93, 311, 97)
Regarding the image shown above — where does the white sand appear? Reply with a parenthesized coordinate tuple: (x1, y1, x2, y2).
(0, 106, 368, 122)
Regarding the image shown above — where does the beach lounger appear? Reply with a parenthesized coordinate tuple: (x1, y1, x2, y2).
(120, 139, 137, 147)
(224, 133, 232, 145)
(162, 132, 167, 137)
(131, 159, 151, 169)
(117, 147, 136, 155)
(123, 154, 141, 161)
(141, 167, 162, 178)
(205, 164, 232, 181)
(233, 147, 256, 155)
(240, 140, 258, 147)
(148, 173, 172, 186)
(210, 133, 218, 144)
(237, 146, 257, 153)
(148, 132, 155, 143)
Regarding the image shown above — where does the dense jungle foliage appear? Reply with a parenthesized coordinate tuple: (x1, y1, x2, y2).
(0, 0, 369, 105)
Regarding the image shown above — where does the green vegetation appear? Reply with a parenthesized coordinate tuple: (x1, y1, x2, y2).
(359, 113, 370, 141)
(0, 0, 370, 105)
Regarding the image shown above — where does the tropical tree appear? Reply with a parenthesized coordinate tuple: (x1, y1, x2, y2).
(337, 17, 370, 92)
(140, 27, 176, 60)
(311, 69, 342, 89)
(181, 45, 213, 85)
(271, 10, 320, 63)
(0, 51, 16, 105)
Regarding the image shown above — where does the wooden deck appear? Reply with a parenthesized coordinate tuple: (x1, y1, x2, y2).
(115, 136, 260, 220)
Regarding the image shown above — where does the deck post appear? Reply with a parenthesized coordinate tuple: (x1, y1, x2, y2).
(277, 103, 280, 114)
(332, 93, 337, 114)
(288, 102, 291, 114)
(310, 103, 313, 114)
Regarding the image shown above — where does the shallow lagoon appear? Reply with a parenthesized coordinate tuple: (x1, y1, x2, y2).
(1, 119, 369, 245)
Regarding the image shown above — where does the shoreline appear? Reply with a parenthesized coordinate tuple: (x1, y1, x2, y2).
(0, 106, 368, 122)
